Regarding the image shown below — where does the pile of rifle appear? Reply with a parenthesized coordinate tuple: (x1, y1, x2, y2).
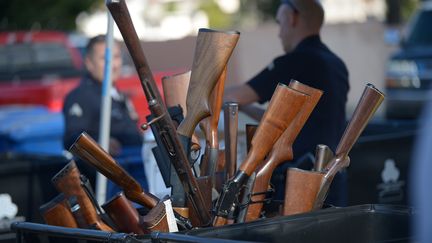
(38, 0, 385, 235)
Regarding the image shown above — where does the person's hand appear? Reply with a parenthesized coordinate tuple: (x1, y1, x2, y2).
(109, 137, 122, 156)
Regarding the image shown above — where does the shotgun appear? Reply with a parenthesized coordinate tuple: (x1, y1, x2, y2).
(199, 67, 227, 178)
(69, 132, 191, 231)
(39, 193, 78, 228)
(313, 83, 384, 209)
(51, 161, 113, 231)
(107, 0, 216, 226)
(223, 102, 239, 181)
(161, 71, 194, 218)
(213, 83, 308, 226)
(102, 192, 146, 234)
(242, 80, 322, 222)
(176, 31, 238, 166)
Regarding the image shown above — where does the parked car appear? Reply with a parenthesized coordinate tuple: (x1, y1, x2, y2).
(385, 1, 432, 119)
(0, 31, 172, 125)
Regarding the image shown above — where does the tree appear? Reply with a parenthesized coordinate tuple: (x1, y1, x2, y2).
(0, 0, 103, 31)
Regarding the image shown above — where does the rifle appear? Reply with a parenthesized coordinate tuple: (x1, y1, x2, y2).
(213, 83, 308, 226)
(199, 67, 227, 178)
(223, 102, 239, 181)
(51, 161, 113, 231)
(69, 132, 189, 232)
(242, 80, 322, 222)
(313, 83, 384, 209)
(175, 31, 239, 165)
(102, 192, 146, 234)
(39, 193, 78, 228)
(161, 71, 194, 219)
(107, 0, 238, 226)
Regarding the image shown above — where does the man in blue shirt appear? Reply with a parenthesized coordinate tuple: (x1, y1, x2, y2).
(63, 35, 147, 197)
(224, 0, 350, 206)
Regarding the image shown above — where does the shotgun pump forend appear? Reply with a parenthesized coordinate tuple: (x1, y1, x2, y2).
(214, 171, 249, 218)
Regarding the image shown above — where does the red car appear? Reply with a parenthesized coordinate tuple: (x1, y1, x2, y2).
(0, 31, 170, 125)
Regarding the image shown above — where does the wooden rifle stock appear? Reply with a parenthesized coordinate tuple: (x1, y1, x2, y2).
(70, 132, 181, 232)
(224, 102, 239, 181)
(162, 71, 200, 150)
(107, 0, 211, 226)
(102, 193, 146, 234)
(177, 31, 239, 140)
(213, 84, 308, 225)
(244, 80, 322, 222)
(314, 83, 384, 209)
(39, 193, 78, 228)
(199, 67, 227, 177)
(70, 132, 159, 208)
(51, 161, 113, 231)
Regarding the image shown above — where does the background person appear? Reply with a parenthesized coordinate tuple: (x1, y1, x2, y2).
(224, 0, 350, 206)
(62, 35, 147, 197)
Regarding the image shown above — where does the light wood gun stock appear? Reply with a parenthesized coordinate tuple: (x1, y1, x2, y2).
(213, 84, 308, 226)
(177, 29, 239, 151)
(162, 71, 200, 150)
(243, 80, 322, 222)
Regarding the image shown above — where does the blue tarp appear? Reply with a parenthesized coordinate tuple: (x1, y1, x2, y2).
(0, 105, 64, 155)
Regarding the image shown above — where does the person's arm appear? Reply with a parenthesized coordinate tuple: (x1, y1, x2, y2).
(224, 84, 266, 120)
(239, 104, 265, 121)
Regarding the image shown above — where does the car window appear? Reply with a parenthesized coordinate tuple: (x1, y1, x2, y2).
(406, 10, 432, 46)
(0, 42, 81, 81)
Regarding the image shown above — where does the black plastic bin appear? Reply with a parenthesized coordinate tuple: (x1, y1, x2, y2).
(348, 120, 418, 206)
(11, 204, 412, 243)
(11, 222, 248, 243)
(184, 204, 414, 243)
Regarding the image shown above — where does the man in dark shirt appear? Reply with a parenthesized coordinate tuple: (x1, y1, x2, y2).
(63, 35, 146, 196)
(224, 0, 350, 206)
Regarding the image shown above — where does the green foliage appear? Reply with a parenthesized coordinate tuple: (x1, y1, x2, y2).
(199, 1, 233, 29)
(401, 0, 419, 22)
(0, 0, 103, 31)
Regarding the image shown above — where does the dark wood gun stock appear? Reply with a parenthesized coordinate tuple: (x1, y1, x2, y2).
(213, 84, 308, 225)
(39, 193, 78, 228)
(102, 193, 146, 234)
(177, 30, 239, 138)
(70, 132, 158, 208)
(244, 80, 322, 222)
(51, 161, 113, 231)
(162, 71, 200, 150)
(224, 102, 239, 180)
(107, 0, 212, 226)
(70, 133, 177, 232)
(200, 67, 227, 177)
(314, 83, 385, 209)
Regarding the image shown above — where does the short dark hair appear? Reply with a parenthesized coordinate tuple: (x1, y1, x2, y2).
(85, 34, 106, 57)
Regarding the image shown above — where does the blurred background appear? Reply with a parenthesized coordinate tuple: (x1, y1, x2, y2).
(0, 0, 429, 235)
